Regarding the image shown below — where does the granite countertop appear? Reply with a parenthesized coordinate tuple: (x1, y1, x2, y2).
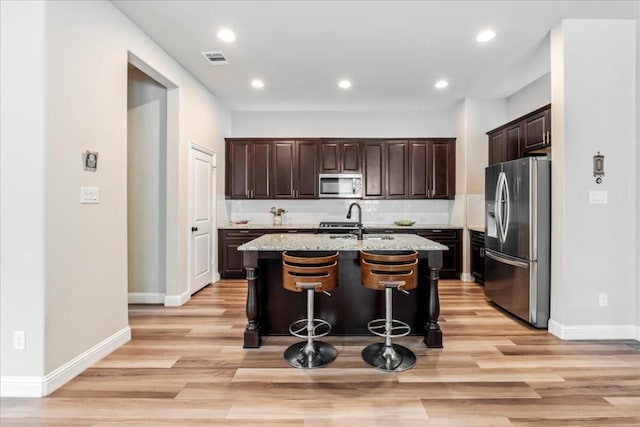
(468, 226, 485, 233)
(219, 223, 462, 230)
(237, 233, 448, 252)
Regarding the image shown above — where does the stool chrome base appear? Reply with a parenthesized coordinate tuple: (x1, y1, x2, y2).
(284, 340, 337, 369)
(362, 342, 416, 372)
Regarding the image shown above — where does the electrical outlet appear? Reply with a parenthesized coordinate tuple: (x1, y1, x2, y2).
(13, 330, 25, 350)
(598, 293, 608, 307)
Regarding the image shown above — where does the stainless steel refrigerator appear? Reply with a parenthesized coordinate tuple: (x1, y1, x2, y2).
(485, 157, 551, 328)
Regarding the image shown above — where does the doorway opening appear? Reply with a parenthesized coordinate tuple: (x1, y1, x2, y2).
(126, 53, 179, 306)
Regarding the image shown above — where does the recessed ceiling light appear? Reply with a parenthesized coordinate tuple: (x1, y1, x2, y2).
(434, 80, 449, 89)
(338, 80, 351, 89)
(251, 79, 264, 89)
(217, 28, 236, 42)
(476, 29, 496, 43)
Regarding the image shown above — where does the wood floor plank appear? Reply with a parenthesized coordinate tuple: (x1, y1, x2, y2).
(2, 280, 639, 426)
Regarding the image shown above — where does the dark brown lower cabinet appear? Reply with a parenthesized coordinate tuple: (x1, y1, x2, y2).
(470, 230, 485, 285)
(415, 229, 462, 280)
(365, 228, 462, 280)
(218, 230, 266, 278)
(218, 229, 308, 278)
(219, 227, 462, 280)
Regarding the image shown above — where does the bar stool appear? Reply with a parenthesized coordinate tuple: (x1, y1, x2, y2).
(282, 251, 339, 368)
(360, 250, 418, 372)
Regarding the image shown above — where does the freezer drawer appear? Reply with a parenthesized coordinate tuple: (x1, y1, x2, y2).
(484, 249, 549, 328)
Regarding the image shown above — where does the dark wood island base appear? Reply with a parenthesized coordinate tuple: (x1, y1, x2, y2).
(241, 246, 444, 349)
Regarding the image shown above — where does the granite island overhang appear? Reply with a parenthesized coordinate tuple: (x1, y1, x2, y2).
(238, 233, 447, 349)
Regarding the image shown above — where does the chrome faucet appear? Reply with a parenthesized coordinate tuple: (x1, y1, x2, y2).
(346, 202, 363, 240)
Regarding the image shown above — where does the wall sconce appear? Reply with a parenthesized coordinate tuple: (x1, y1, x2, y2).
(593, 151, 604, 184)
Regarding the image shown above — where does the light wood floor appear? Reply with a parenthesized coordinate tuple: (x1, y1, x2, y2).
(2, 280, 639, 426)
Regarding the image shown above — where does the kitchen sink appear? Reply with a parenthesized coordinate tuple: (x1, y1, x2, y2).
(364, 235, 394, 240)
(328, 234, 394, 241)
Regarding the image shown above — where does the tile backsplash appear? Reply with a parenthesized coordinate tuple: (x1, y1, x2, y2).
(224, 199, 453, 226)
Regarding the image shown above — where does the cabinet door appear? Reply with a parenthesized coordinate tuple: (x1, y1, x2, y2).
(418, 229, 461, 279)
(524, 108, 551, 152)
(429, 139, 455, 200)
(470, 231, 485, 285)
(341, 141, 361, 173)
(408, 140, 428, 198)
(362, 141, 385, 198)
(250, 141, 272, 198)
(319, 141, 340, 173)
(218, 230, 265, 279)
(295, 140, 318, 198)
(320, 140, 361, 173)
(273, 141, 295, 198)
(488, 130, 505, 166)
(385, 140, 408, 198)
(225, 140, 249, 198)
(505, 123, 522, 162)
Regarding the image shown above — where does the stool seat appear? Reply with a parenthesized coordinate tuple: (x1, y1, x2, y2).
(360, 250, 418, 372)
(282, 251, 338, 369)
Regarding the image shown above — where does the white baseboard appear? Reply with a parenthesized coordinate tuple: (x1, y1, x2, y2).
(548, 319, 638, 341)
(1, 326, 131, 397)
(164, 289, 190, 307)
(460, 273, 475, 282)
(128, 292, 165, 304)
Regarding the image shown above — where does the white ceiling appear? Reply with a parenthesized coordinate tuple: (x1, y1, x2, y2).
(112, 1, 638, 112)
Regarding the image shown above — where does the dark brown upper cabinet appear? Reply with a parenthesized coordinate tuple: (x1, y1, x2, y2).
(523, 107, 551, 152)
(408, 140, 429, 198)
(362, 141, 386, 199)
(225, 139, 272, 199)
(428, 139, 456, 199)
(488, 122, 522, 166)
(273, 139, 319, 199)
(319, 140, 361, 173)
(487, 104, 550, 165)
(226, 137, 456, 200)
(385, 140, 409, 199)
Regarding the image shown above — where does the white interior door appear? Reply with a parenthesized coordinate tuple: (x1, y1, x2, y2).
(189, 146, 215, 294)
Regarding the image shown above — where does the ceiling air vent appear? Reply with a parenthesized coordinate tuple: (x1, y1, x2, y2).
(202, 51, 230, 65)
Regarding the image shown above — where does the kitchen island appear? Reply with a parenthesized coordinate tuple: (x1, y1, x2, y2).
(238, 233, 447, 349)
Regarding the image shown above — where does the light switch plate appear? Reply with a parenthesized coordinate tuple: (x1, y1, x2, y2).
(589, 190, 607, 204)
(80, 187, 99, 204)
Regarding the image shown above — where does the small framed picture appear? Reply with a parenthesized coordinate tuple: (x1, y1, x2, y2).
(84, 150, 98, 171)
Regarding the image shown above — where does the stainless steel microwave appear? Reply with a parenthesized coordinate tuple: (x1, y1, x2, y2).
(318, 173, 363, 198)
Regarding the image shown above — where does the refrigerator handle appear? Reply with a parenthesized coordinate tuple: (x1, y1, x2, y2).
(485, 249, 529, 268)
(495, 172, 505, 243)
(502, 174, 510, 241)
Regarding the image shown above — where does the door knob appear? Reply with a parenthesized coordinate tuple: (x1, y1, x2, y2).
(191, 226, 198, 232)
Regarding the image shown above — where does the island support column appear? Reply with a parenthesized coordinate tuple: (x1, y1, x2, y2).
(425, 250, 443, 348)
(242, 251, 261, 348)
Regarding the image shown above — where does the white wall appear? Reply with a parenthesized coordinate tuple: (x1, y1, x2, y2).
(636, 3, 640, 337)
(507, 73, 551, 121)
(1, 0, 230, 396)
(451, 99, 507, 278)
(231, 110, 453, 137)
(127, 65, 167, 298)
(1, 0, 47, 381)
(635, 2, 640, 338)
(549, 19, 637, 339)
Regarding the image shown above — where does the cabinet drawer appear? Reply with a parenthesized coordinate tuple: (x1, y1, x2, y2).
(416, 229, 460, 240)
(364, 228, 397, 234)
(470, 230, 485, 245)
(225, 230, 265, 238)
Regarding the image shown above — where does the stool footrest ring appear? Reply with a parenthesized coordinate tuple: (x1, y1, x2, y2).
(289, 318, 332, 339)
(367, 318, 411, 338)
